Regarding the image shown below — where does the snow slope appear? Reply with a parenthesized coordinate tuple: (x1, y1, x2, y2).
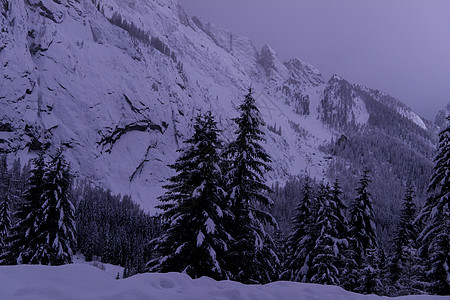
(0, 264, 447, 300)
(0, 0, 432, 211)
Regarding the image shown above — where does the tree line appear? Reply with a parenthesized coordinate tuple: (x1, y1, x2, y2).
(0, 92, 448, 295)
(281, 117, 448, 296)
(0, 150, 160, 278)
(147, 91, 449, 295)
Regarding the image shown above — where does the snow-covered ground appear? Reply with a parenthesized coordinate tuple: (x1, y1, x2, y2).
(73, 254, 124, 279)
(0, 264, 447, 300)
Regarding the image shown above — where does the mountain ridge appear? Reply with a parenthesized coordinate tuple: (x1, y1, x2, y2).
(0, 0, 435, 213)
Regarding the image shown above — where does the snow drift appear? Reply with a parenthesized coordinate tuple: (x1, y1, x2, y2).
(0, 264, 447, 300)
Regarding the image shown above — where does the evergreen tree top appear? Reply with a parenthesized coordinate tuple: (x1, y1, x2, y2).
(161, 111, 223, 202)
(223, 88, 273, 208)
(188, 111, 221, 146)
(50, 148, 70, 169)
(331, 179, 347, 210)
(232, 88, 267, 143)
(355, 167, 371, 195)
(400, 182, 416, 220)
(330, 179, 348, 238)
(45, 148, 72, 194)
(294, 179, 314, 214)
(291, 178, 316, 231)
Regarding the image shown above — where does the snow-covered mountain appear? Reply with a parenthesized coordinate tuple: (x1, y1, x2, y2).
(435, 102, 450, 129)
(0, 0, 435, 211)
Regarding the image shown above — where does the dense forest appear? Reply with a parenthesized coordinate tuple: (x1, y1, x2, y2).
(0, 151, 160, 278)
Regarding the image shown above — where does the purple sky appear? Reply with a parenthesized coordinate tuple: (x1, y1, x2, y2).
(181, 0, 450, 121)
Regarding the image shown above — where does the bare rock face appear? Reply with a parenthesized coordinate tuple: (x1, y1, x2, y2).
(0, 0, 434, 211)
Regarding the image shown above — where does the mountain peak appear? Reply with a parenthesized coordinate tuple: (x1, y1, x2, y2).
(435, 101, 450, 128)
(258, 44, 283, 77)
(329, 74, 344, 82)
(284, 58, 324, 87)
(260, 44, 277, 57)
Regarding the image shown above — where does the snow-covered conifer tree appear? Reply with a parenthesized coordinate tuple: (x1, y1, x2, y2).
(0, 194, 10, 252)
(390, 183, 423, 295)
(222, 88, 279, 284)
(1, 153, 46, 264)
(33, 148, 76, 265)
(393, 184, 418, 261)
(417, 116, 450, 295)
(329, 180, 349, 280)
(349, 168, 377, 264)
(330, 180, 348, 242)
(149, 112, 232, 280)
(348, 168, 379, 293)
(283, 179, 317, 282)
(309, 181, 349, 286)
(310, 183, 340, 285)
(0, 155, 10, 252)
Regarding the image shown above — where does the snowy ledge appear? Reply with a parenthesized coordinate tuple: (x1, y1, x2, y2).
(0, 264, 445, 300)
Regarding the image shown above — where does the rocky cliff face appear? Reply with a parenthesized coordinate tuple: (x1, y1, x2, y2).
(0, 0, 434, 211)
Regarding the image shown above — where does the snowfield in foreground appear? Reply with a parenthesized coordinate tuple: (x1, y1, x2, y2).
(0, 264, 447, 300)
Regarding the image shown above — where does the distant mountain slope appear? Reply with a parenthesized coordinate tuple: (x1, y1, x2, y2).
(0, 0, 435, 215)
(435, 102, 450, 129)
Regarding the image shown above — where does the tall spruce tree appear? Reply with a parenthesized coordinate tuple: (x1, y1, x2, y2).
(8, 158, 26, 212)
(0, 195, 10, 253)
(283, 179, 317, 282)
(310, 183, 340, 285)
(330, 180, 348, 241)
(417, 116, 450, 295)
(222, 88, 279, 284)
(0, 153, 46, 264)
(0, 154, 10, 252)
(349, 168, 377, 264)
(148, 112, 232, 280)
(390, 183, 422, 295)
(329, 180, 349, 281)
(33, 148, 76, 265)
(309, 181, 349, 286)
(348, 168, 379, 293)
(393, 183, 418, 261)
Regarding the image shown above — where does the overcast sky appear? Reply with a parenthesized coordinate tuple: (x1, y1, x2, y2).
(181, 0, 450, 121)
